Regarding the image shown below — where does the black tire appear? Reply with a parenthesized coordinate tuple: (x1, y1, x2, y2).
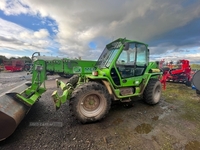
(67, 75, 79, 86)
(196, 89, 200, 95)
(161, 67, 170, 72)
(143, 78, 162, 105)
(65, 74, 74, 78)
(58, 73, 73, 78)
(24, 64, 30, 71)
(48, 71, 54, 75)
(185, 80, 191, 87)
(69, 82, 111, 123)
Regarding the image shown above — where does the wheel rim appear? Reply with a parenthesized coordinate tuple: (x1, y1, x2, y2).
(79, 93, 105, 117)
(153, 84, 161, 103)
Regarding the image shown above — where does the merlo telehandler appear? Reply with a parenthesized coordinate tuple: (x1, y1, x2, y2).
(0, 38, 162, 141)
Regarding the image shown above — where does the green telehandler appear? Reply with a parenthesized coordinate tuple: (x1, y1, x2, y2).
(0, 38, 163, 141)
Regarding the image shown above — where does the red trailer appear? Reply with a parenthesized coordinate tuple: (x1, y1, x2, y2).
(3, 59, 25, 72)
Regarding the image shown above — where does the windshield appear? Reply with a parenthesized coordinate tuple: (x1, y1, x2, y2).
(96, 47, 119, 68)
(96, 41, 122, 68)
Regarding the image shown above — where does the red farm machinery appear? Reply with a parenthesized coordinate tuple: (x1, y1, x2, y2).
(160, 59, 193, 88)
(3, 59, 32, 72)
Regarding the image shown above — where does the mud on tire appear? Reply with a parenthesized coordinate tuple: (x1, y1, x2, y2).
(69, 82, 111, 123)
(143, 78, 162, 105)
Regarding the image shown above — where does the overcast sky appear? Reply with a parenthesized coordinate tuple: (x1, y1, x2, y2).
(0, 0, 200, 63)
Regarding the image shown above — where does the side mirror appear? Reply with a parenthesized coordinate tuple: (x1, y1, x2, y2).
(123, 43, 129, 50)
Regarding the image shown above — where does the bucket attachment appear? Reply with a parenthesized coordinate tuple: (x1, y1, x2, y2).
(0, 56, 48, 141)
(0, 82, 32, 141)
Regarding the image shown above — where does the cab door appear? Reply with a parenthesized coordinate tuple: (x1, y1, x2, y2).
(114, 42, 148, 87)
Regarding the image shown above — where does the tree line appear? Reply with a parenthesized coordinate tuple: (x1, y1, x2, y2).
(1, 54, 200, 69)
(0, 55, 32, 65)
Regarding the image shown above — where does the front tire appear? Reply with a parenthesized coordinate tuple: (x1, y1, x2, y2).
(143, 79, 162, 105)
(69, 82, 111, 123)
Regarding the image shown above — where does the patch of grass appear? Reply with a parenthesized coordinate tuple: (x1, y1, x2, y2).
(162, 82, 200, 123)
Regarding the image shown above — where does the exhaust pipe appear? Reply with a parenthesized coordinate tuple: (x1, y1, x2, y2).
(0, 82, 31, 141)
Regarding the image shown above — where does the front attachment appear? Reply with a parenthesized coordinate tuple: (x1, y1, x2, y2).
(52, 80, 74, 110)
(0, 82, 31, 141)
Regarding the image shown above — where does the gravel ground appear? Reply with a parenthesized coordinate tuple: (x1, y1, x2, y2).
(0, 71, 200, 150)
(0, 71, 28, 90)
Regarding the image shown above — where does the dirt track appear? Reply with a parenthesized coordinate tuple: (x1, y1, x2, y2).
(0, 72, 200, 150)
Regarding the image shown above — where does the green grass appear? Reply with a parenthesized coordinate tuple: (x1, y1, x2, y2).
(162, 82, 200, 123)
(191, 64, 200, 70)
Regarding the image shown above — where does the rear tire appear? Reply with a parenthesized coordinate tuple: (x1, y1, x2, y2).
(69, 82, 111, 123)
(143, 79, 162, 105)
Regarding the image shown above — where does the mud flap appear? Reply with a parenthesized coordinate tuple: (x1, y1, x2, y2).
(0, 82, 31, 141)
